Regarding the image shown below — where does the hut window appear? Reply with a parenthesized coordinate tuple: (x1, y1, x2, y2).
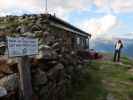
(80, 38, 84, 47)
(0, 36, 6, 55)
(86, 39, 89, 48)
(77, 37, 80, 45)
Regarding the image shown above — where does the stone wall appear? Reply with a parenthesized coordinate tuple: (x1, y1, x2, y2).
(0, 14, 88, 100)
(0, 47, 86, 100)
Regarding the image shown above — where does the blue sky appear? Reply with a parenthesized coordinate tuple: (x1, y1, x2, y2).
(66, 3, 133, 39)
(0, 0, 133, 39)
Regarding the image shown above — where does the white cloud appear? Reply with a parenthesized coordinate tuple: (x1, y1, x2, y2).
(0, 0, 132, 16)
(0, 0, 13, 9)
(94, 0, 108, 7)
(47, 0, 93, 19)
(93, 0, 133, 13)
(95, 30, 133, 40)
(121, 32, 133, 39)
(0, 0, 43, 16)
(0, 0, 92, 18)
(111, 0, 133, 13)
(78, 14, 119, 38)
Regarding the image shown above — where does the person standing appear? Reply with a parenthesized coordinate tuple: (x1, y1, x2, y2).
(114, 40, 123, 62)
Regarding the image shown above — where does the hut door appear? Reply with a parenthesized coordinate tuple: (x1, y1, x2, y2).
(71, 37, 75, 49)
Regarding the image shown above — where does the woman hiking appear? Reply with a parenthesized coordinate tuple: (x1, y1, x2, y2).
(113, 40, 123, 62)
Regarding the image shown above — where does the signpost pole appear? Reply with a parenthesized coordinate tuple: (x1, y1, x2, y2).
(18, 56, 33, 100)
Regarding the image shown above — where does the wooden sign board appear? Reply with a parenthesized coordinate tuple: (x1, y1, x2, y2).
(7, 37, 38, 57)
(7, 36, 38, 100)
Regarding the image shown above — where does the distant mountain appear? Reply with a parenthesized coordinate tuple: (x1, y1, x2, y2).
(124, 44, 133, 57)
(90, 38, 133, 58)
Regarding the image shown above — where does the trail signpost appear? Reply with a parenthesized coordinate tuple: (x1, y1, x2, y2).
(7, 37, 38, 100)
(7, 37, 38, 57)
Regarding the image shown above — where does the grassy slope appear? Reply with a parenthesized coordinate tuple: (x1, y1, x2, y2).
(66, 56, 133, 100)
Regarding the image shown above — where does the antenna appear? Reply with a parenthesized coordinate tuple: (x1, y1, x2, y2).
(45, 0, 48, 13)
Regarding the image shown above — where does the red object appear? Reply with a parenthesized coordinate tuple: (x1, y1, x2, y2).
(88, 50, 102, 59)
(77, 49, 103, 60)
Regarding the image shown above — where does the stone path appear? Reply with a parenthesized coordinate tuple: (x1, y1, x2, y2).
(106, 93, 116, 100)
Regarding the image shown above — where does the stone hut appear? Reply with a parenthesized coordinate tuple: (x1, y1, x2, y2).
(45, 14, 91, 50)
(0, 14, 91, 55)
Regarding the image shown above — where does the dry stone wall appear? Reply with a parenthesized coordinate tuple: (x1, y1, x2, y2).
(0, 14, 88, 100)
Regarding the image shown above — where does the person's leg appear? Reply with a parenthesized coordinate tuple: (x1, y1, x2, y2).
(113, 50, 117, 62)
(116, 50, 119, 62)
(117, 50, 121, 62)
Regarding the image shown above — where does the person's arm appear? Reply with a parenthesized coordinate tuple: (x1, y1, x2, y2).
(115, 43, 116, 49)
(121, 43, 123, 48)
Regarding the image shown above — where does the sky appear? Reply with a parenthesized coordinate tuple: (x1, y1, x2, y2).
(0, 0, 133, 39)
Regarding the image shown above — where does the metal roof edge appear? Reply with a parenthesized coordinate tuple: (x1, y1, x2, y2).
(47, 14, 91, 37)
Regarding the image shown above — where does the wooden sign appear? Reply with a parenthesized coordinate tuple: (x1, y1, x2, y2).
(7, 36, 38, 100)
(7, 37, 38, 57)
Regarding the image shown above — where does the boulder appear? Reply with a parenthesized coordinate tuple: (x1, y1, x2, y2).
(7, 58, 17, 66)
(23, 32, 36, 37)
(39, 85, 48, 100)
(0, 87, 7, 97)
(16, 25, 28, 33)
(0, 58, 13, 74)
(42, 47, 58, 60)
(0, 73, 18, 91)
(31, 25, 41, 32)
(47, 63, 64, 81)
(32, 69, 47, 86)
(107, 93, 116, 100)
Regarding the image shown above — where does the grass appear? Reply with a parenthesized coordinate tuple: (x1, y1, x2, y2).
(65, 55, 133, 100)
(92, 57, 133, 100)
(65, 61, 107, 100)
(121, 56, 133, 65)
